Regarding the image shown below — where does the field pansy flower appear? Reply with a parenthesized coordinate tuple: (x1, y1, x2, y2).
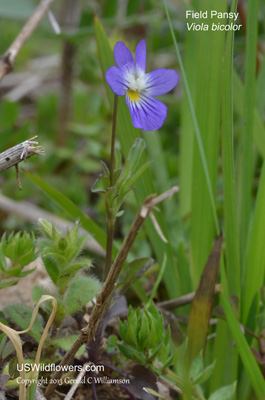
(105, 40, 179, 131)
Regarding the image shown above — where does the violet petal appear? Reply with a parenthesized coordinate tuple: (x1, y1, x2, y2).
(145, 68, 179, 96)
(105, 66, 128, 96)
(135, 40, 146, 73)
(126, 94, 167, 131)
(114, 41, 134, 69)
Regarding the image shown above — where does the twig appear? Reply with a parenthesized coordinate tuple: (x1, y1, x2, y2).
(15, 164, 22, 190)
(158, 284, 221, 311)
(0, 136, 44, 173)
(0, 0, 55, 83)
(56, 0, 82, 146)
(45, 186, 178, 399)
(64, 363, 89, 400)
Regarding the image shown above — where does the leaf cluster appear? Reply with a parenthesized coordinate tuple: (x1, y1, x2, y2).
(35, 220, 101, 326)
(115, 304, 173, 372)
(92, 138, 151, 218)
(0, 231, 38, 289)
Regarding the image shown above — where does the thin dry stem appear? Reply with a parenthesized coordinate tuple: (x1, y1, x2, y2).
(0, 0, 55, 83)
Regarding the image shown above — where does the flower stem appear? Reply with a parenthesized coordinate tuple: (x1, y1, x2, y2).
(110, 95, 118, 187)
(105, 94, 118, 279)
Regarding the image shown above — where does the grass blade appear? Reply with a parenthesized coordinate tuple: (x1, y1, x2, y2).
(242, 162, 265, 323)
(222, 293, 265, 400)
(237, 0, 259, 256)
(221, 0, 240, 300)
(233, 71, 265, 159)
(179, 27, 196, 218)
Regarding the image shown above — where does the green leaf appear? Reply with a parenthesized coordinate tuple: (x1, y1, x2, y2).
(0, 280, 18, 289)
(0, 335, 15, 359)
(0, 245, 7, 271)
(8, 356, 20, 379)
(117, 342, 146, 364)
(64, 277, 101, 315)
(194, 361, 216, 385)
(209, 382, 237, 400)
(137, 311, 151, 351)
(91, 174, 108, 194)
(221, 2, 241, 300)
(237, 0, 259, 256)
(50, 335, 85, 357)
(57, 260, 91, 294)
(42, 255, 60, 284)
(127, 138, 146, 176)
(4, 304, 43, 342)
(123, 161, 152, 191)
(189, 351, 204, 383)
(19, 268, 36, 277)
(4, 266, 21, 278)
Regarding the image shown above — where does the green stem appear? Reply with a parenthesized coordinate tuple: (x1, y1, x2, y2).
(105, 94, 118, 278)
(110, 95, 118, 187)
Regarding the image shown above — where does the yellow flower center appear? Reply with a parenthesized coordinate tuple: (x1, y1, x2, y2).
(127, 89, 140, 102)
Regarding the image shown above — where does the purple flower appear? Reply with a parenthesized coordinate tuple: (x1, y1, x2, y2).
(105, 40, 179, 131)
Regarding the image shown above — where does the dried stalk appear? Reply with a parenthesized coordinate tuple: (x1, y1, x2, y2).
(56, 0, 82, 146)
(45, 186, 179, 398)
(158, 284, 221, 311)
(64, 363, 90, 400)
(0, 136, 44, 173)
(0, 0, 55, 83)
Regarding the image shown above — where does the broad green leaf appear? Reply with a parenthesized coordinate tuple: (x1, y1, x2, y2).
(209, 382, 236, 400)
(50, 335, 85, 357)
(4, 304, 43, 342)
(64, 277, 101, 315)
